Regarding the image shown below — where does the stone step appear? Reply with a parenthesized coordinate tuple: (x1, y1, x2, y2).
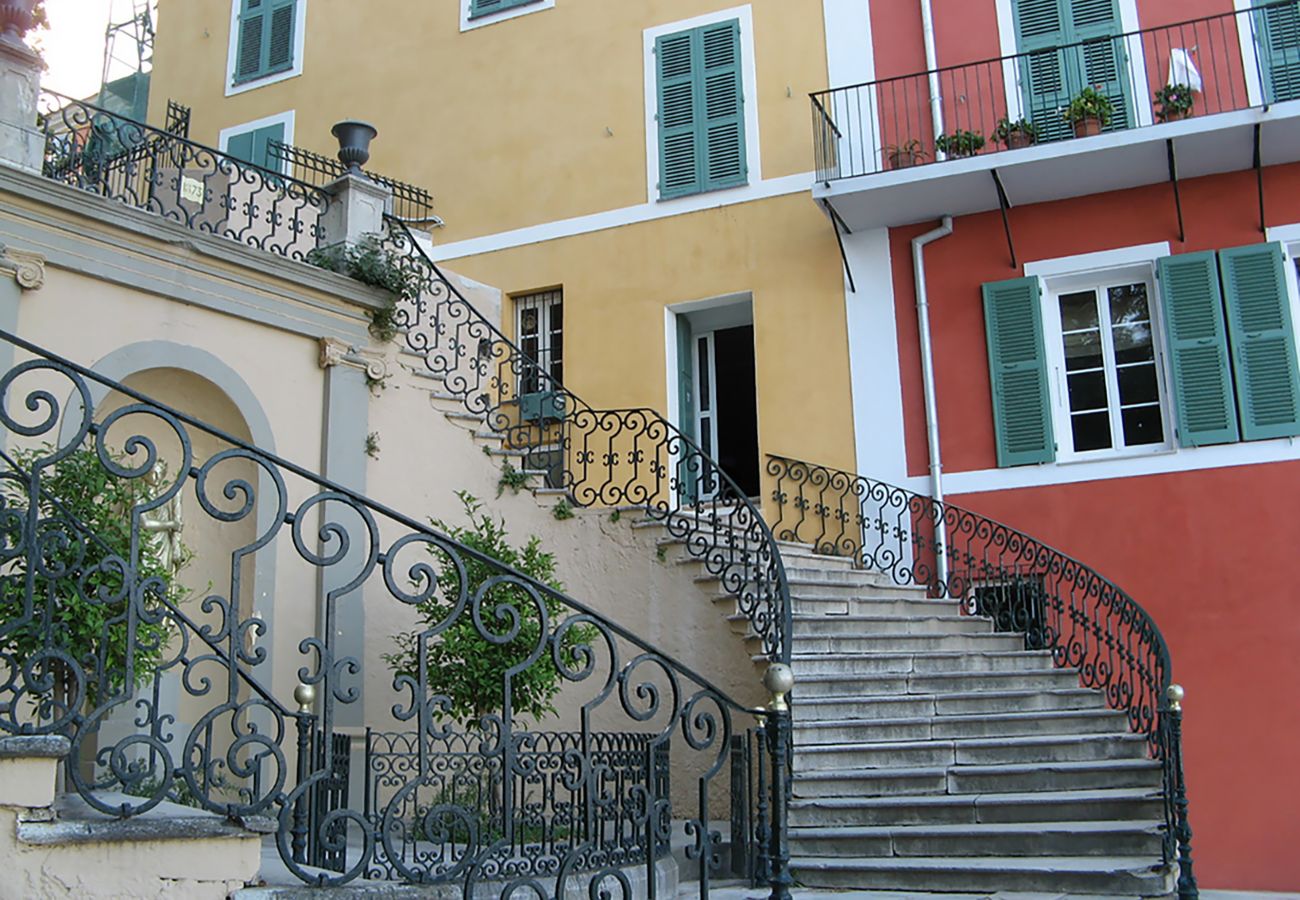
(790, 595, 960, 617)
(790, 614, 992, 637)
(789, 819, 1166, 859)
(791, 632, 1028, 654)
(793, 687, 1106, 719)
(795, 708, 1132, 745)
(781, 579, 933, 599)
(791, 758, 1163, 798)
(789, 787, 1165, 828)
(793, 666, 1084, 698)
(789, 855, 1173, 895)
(787, 649, 1058, 676)
(793, 731, 1147, 770)
(779, 564, 915, 585)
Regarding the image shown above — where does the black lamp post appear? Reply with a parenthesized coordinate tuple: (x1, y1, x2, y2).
(330, 120, 378, 176)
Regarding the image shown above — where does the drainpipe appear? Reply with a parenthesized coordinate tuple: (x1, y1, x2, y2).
(920, 0, 945, 158)
(912, 216, 954, 586)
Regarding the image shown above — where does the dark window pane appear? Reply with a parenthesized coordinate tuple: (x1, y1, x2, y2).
(697, 338, 711, 412)
(1107, 283, 1150, 325)
(1113, 323, 1154, 363)
(1071, 411, 1112, 451)
(1059, 290, 1099, 332)
(521, 306, 539, 336)
(1118, 363, 1159, 405)
(1067, 370, 1108, 412)
(1121, 404, 1164, 446)
(548, 301, 562, 331)
(1064, 330, 1103, 371)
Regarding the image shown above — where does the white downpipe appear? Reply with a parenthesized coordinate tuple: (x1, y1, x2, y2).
(920, 0, 945, 158)
(912, 216, 954, 587)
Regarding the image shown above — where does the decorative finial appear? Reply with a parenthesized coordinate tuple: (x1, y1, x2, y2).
(0, 0, 38, 47)
(763, 663, 794, 712)
(294, 682, 316, 713)
(1166, 683, 1184, 712)
(330, 120, 379, 176)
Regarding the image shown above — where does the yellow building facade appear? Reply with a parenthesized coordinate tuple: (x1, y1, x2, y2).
(146, 0, 864, 509)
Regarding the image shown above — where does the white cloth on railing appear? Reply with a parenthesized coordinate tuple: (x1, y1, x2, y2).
(1167, 48, 1203, 92)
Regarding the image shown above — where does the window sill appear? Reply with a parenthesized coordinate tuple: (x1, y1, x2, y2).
(461, 0, 553, 31)
(657, 181, 750, 204)
(226, 67, 301, 97)
(1052, 444, 1177, 467)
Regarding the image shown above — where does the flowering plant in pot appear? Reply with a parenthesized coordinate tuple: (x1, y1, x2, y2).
(934, 129, 986, 158)
(885, 139, 926, 169)
(1154, 83, 1195, 122)
(1064, 86, 1113, 137)
(994, 116, 1039, 149)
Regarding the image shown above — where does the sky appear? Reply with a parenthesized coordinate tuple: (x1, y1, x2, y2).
(36, 0, 156, 99)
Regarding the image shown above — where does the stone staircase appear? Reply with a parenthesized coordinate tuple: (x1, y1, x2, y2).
(774, 550, 1174, 897)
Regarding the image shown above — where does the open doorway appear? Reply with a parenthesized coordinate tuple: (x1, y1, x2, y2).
(671, 298, 760, 499)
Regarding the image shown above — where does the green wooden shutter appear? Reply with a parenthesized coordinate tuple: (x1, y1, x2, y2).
(225, 122, 285, 171)
(1156, 252, 1240, 446)
(1253, 0, 1300, 103)
(234, 0, 266, 82)
(1012, 0, 1129, 141)
(700, 20, 746, 191)
(656, 20, 747, 199)
(469, 0, 539, 19)
(1218, 242, 1300, 440)
(983, 277, 1056, 467)
(234, 0, 296, 84)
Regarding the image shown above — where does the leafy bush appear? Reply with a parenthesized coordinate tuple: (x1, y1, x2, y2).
(1064, 86, 1114, 125)
(383, 492, 593, 728)
(306, 235, 420, 341)
(994, 117, 1039, 146)
(934, 130, 986, 157)
(1154, 83, 1195, 121)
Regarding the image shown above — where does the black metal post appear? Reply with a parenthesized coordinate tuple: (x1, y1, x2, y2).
(753, 725, 771, 888)
(1167, 685, 1199, 899)
(292, 699, 316, 865)
(766, 709, 793, 900)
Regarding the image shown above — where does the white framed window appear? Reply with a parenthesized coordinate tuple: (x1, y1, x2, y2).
(218, 110, 295, 172)
(1041, 265, 1172, 458)
(461, 0, 554, 32)
(515, 288, 563, 396)
(225, 0, 308, 97)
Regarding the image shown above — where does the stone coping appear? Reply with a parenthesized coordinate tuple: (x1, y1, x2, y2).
(0, 734, 70, 760)
(17, 792, 273, 846)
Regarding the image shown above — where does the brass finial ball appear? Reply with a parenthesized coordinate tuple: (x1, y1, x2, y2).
(294, 682, 317, 713)
(764, 663, 795, 699)
(1166, 683, 1185, 710)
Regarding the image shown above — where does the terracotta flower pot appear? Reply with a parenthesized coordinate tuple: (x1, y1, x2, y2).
(888, 154, 921, 170)
(1073, 116, 1105, 138)
(1159, 108, 1190, 123)
(1004, 132, 1035, 150)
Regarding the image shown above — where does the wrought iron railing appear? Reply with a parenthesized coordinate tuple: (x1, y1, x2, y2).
(811, 2, 1296, 182)
(0, 328, 794, 895)
(765, 453, 1196, 892)
(36, 91, 329, 260)
(379, 218, 792, 664)
(268, 139, 439, 225)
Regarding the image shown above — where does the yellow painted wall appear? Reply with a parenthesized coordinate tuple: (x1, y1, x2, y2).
(148, 0, 828, 243)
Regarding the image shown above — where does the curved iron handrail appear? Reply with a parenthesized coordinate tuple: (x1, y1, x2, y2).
(379, 217, 792, 663)
(0, 328, 786, 892)
(36, 90, 330, 261)
(765, 453, 1196, 882)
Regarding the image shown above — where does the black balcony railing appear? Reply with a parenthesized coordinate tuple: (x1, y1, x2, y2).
(267, 139, 438, 226)
(0, 328, 794, 895)
(37, 91, 329, 260)
(766, 454, 1197, 897)
(811, 1, 1298, 183)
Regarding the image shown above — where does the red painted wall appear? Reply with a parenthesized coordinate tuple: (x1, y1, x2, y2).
(885, 162, 1300, 889)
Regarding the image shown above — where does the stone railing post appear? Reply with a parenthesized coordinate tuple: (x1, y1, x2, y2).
(318, 120, 392, 252)
(0, 11, 45, 173)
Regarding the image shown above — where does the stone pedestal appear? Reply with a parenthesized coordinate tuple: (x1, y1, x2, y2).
(0, 39, 44, 173)
(318, 172, 393, 250)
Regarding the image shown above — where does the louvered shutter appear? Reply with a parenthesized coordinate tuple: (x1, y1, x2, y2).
(266, 0, 296, 73)
(225, 122, 285, 171)
(983, 277, 1056, 467)
(1218, 243, 1300, 440)
(469, 0, 538, 19)
(1254, 0, 1300, 103)
(234, 0, 266, 82)
(657, 30, 701, 198)
(1156, 252, 1240, 446)
(1071, 0, 1130, 129)
(701, 20, 746, 191)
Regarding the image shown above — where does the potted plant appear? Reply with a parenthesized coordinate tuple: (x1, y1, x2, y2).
(1064, 86, 1114, 137)
(885, 139, 926, 170)
(934, 129, 986, 158)
(994, 116, 1039, 150)
(1154, 83, 1195, 122)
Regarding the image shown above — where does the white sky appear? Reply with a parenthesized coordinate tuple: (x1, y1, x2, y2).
(36, 0, 157, 99)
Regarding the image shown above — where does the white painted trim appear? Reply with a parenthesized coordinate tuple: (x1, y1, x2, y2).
(664, 307, 679, 428)
(225, 0, 309, 97)
(1023, 241, 1171, 279)
(218, 110, 296, 172)
(1234, 0, 1266, 108)
(426, 170, 812, 262)
(994, 0, 1024, 121)
(643, 5, 762, 204)
(822, 1, 882, 174)
(1263, 223, 1300, 372)
(460, 0, 555, 33)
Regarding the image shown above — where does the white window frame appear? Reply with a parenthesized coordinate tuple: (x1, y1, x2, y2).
(218, 110, 296, 173)
(514, 289, 563, 391)
(1026, 243, 1174, 463)
(1263, 222, 1300, 349)
(1233, 0, 1268, 108)
(643, 5, 762, 205)
(461, 0, 555, 32)
(225, 0, 309, 97)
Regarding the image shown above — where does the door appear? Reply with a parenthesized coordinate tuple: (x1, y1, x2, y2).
(687, 324, 759, 500)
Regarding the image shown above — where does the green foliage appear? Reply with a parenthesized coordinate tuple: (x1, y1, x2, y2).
(993, 117, 1039, 146)
(1154, 83, 1195, 121)
(382, 492, 593, 727)
(885, 139, 926, 168)
(655, 544, 667, 563)
(364, 431, 381, 460)
(306, 236, 419, 342)
(496, 462, 530, 497)
(551, 498, 574, 521)
(1064, 86, 1114, 125)
(0, 445, 188, 709)
(934, 129, 986, 158)
(608, 509, 621, 524)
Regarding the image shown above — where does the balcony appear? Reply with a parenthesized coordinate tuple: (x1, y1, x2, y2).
(810, 2, 1300, 231)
